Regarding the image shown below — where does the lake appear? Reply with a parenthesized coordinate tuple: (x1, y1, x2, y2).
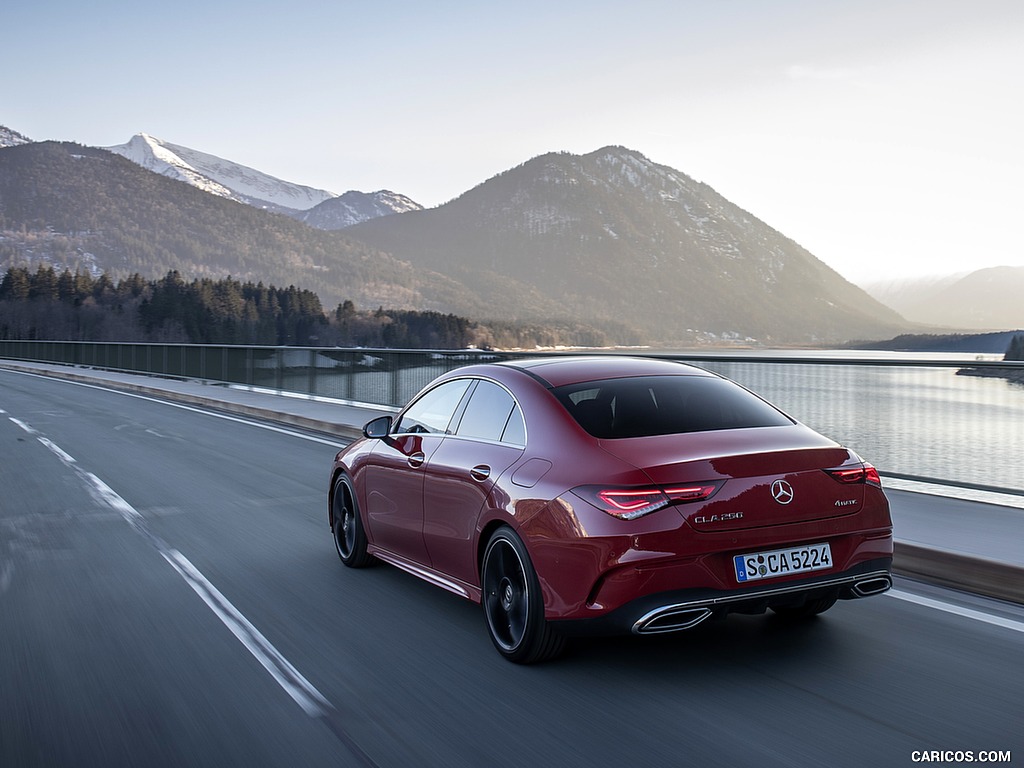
(272, 348, 1024, 502)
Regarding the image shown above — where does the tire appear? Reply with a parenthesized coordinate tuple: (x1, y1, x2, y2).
(332, 474, 374, 568)
(481, 527, 566, 664)
(771, 595, 837, 619)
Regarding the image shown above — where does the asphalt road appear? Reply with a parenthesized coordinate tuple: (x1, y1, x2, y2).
(2, 369, 1021, 768)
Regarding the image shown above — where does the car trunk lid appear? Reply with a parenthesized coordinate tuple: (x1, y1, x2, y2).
(598, 425, 865, 530)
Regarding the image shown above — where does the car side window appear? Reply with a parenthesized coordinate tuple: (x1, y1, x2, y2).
(501, 404, 526, 446)
(455, 380, 524, 445)
(395, 379, 472, 435)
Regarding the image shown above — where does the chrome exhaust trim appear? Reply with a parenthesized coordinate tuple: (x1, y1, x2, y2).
(850, 575, 892, 597)
(634, 607, 713, 635)
(629, 569, 892, 635)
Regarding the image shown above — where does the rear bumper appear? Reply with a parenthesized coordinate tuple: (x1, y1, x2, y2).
(550, 557, 892, 637)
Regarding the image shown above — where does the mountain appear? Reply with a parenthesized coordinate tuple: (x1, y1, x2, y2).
(862, 267, 1024, 330)
(106, 133, 423, 226)
(0, 125, 32, 148)
(862, 273, 965, 317)
(345, 147, 909, 345)
(299, 190, 422, 230)
(0, 141, 464, 314)
(105, 133, 336, 212)
(0, 139, 911, 345)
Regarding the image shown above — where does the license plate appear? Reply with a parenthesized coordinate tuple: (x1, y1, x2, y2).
(734, 542, 832, 583)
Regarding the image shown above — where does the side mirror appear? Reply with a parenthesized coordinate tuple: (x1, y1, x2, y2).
(363, 415, 393, 440)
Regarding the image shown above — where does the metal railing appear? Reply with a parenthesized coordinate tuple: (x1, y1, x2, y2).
(3, 340, 1023, 496)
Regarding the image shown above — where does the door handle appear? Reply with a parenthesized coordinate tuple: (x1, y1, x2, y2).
(408, 451, 426, 468)
(470, 465, 491, 482)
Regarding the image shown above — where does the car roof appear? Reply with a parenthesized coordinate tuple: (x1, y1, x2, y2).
(497, 356, 712, 389)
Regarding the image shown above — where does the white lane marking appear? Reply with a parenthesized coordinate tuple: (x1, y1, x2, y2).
(4, 371, 348, 448)
(9, 416, 333, 717)
(161, 548, 330, 717)
(10, 416, 37, 434)
(0, 411, 16, 593)
(81, 469, 145, 525)
(887, 589, 1024, 634)
(11, 418, 82, 463)
(37, 437, 78, 465)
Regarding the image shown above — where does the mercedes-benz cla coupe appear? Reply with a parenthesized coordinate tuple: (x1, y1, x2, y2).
(329, 357, 893, 663)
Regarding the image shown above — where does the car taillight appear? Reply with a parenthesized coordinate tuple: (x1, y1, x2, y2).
(572, 483, 721, 520)
(826, 463, 881, 487)
(596, 489, 670, 518)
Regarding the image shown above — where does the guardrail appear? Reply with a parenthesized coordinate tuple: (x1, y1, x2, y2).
(3, 340, 1023, 497)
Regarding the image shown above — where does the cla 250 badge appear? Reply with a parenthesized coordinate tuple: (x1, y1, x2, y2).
(694, 512, 744, 524)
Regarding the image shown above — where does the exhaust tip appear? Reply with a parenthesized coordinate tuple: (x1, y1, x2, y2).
(634, 607, 713, 634)
(851, 576, 892, 597)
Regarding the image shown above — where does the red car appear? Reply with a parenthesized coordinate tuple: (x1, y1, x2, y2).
(328, 357, 893, 663)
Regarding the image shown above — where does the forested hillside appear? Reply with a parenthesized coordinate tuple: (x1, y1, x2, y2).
(0, 266, 609, 349)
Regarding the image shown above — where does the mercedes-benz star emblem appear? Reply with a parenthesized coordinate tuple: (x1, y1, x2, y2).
(771, 479, 795, 505)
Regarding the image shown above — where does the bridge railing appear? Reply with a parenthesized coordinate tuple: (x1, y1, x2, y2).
(3, 340, 1022, 496)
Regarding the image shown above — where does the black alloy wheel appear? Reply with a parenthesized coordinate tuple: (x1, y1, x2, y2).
(481, 526, 565, 664)
(332, 474, 374, 568)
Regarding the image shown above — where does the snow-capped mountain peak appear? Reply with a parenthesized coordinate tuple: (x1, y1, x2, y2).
(300, 189, 424, 230)
(105, 133, 337, 212)
(1, 125, 33, 148)
(104, 133, 424, 227)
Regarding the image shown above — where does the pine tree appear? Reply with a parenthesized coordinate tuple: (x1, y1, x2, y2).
(0, 267, 31, 300)
(57, 269, 77, 302)
(29, 265, 59, 301)
(1006, 334, 1024, 362)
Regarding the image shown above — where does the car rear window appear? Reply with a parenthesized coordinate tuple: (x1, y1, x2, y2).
(553, 375, 793, 438)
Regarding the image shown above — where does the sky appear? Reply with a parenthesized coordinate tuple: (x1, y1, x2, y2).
(4, 0, 1023, 284)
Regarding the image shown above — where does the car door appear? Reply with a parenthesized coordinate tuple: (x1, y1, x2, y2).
(364, 379, 472, 565)
(422, 380, 526, 586)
